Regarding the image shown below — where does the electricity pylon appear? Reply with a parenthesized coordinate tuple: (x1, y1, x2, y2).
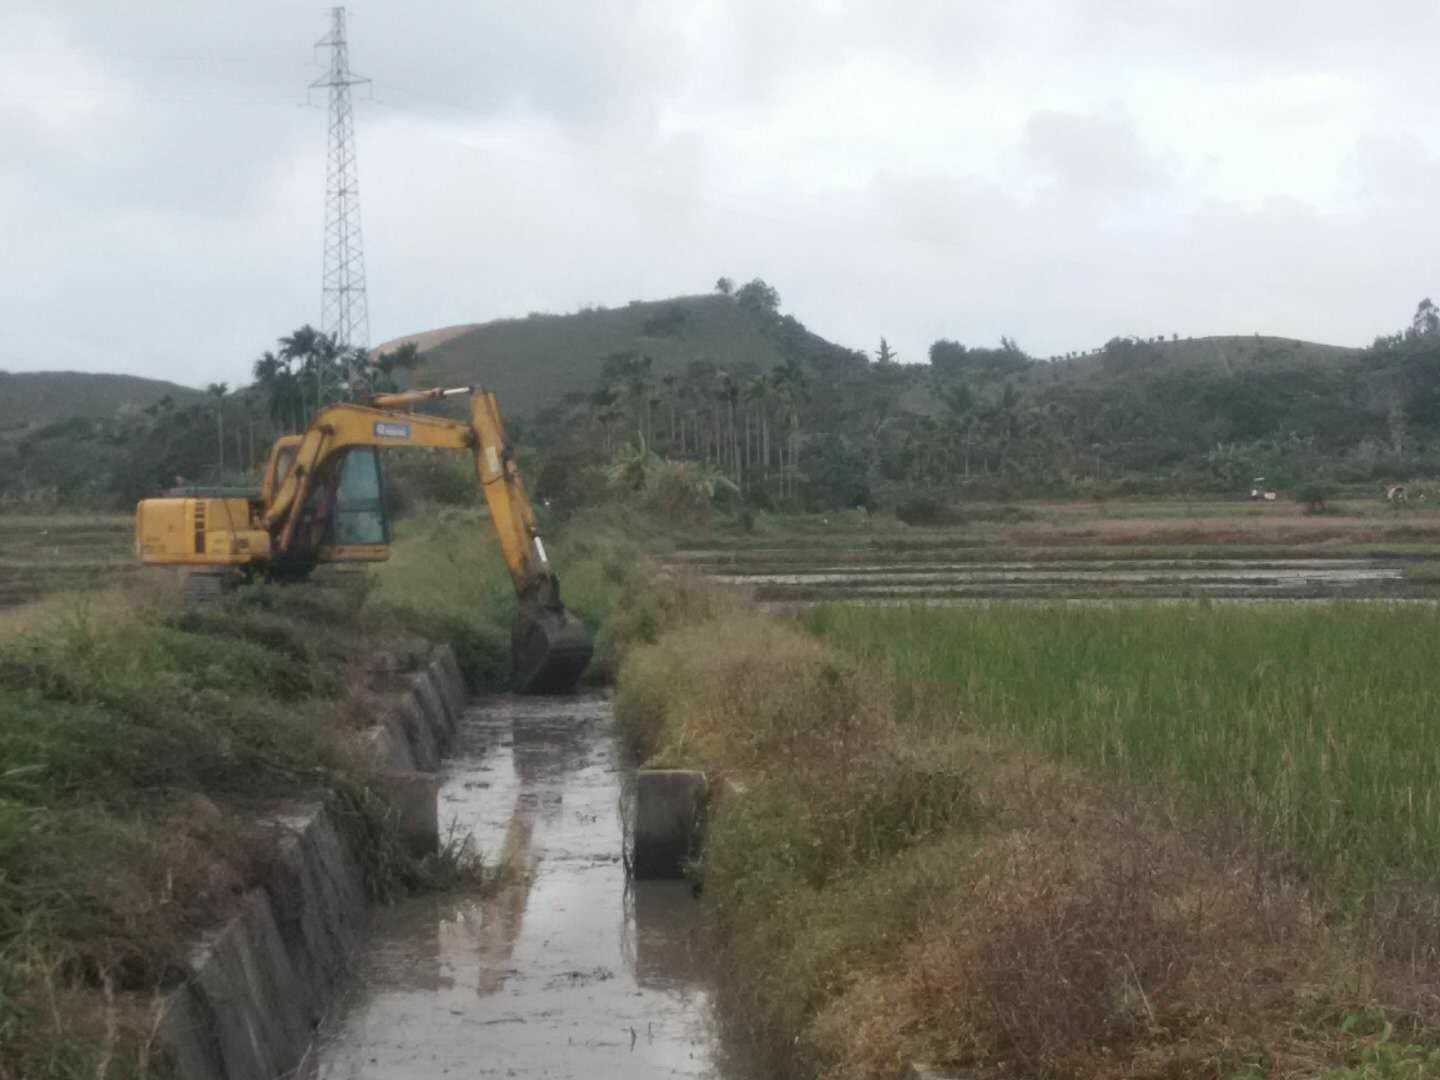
(310, 6, 369, 404)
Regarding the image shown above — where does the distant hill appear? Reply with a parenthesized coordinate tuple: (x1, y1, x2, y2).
(388, 294, 837, 416)
(0, 371, 202, 433)
(385, 301, 1367, 421)
(370, 323, 481, 358)
(1059, 335, 1360, 375)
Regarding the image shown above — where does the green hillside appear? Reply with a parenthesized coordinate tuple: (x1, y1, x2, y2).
(3, 287, 1428, 511)
(0, 371, 202, 432)
(0, 373, 206, 502)
(1060, 334, 1359, 375)
(393, 301, 1364, 422)
(404, 294, 827, 416)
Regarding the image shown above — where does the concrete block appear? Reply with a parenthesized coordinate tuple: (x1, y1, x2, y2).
(408, 670, 452, 746)
(425, 658, 459, 734)
(379, 770, 440, 856)
(430, 646, 468, 723)
(438, 644, 467, 701)
(390, 690, 439, 771)
(367, 714, 418, 772)
(159, 804, 372, 1080)
(162, 892, 309, 1080)
(158, 642, 470, 1080)
(265, 804, 368, 1001)
(632, 770, 708, 879)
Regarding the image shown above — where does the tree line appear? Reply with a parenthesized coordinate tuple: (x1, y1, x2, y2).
(9, 285, 1440, 512)
(531, 289, 1440, 512)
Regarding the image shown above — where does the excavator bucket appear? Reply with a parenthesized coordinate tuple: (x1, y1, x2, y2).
(511, 601, 594, 694)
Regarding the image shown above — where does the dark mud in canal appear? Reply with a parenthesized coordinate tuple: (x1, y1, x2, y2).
(312, 694, 740, 1079)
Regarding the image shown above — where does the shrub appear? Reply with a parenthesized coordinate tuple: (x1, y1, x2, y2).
(1296, 481, 1335, 514)
(894, 495, 959, 526)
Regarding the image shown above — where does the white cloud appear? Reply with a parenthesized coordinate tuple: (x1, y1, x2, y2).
(1, 0, 1438, 389)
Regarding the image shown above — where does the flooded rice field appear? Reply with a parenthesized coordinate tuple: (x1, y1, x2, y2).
(675, 546, 1436, 603)
(312, 694, 742, 1080)
(0, 516, 133, 608)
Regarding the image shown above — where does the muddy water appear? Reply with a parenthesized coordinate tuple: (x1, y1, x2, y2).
(312, 694, 734, 1080)
(689, 557, 1418, 602)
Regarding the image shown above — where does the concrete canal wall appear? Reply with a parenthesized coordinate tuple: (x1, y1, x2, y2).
(158, 646, 467, 1080)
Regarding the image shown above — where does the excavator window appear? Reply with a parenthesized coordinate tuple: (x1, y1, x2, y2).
(273, 446, 296, 491)
(328, 447, 389, 546)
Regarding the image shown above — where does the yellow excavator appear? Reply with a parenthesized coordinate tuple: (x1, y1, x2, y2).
(133, 387, 593, 693)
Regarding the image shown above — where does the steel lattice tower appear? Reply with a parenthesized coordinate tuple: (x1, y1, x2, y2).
(311, 7, 370, 401)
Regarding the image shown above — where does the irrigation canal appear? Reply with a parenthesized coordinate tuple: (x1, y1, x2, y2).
(311, 694, 740, 1080)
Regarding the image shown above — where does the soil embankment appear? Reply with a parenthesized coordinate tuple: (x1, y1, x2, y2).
(611, 564, 1440, 1079)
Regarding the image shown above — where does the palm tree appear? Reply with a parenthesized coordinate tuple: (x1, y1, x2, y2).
(660, 372, 679, 449)
(278, 324, 345, 415)
(746, 373, 775, 482)
(588, 386, 621, 456)
(684, 358, 719, 464)
(279, 325, 321, 416)
(719, 373, 742, 485)
(772, 358, 807, 499)
(940, 382, 978, 477)
(253, 349, 306, 433)
(206, 382, 228, 479)
(374, 341, 423, 393)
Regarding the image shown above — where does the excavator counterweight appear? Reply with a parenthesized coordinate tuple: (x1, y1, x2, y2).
(135, 386, 593, 694)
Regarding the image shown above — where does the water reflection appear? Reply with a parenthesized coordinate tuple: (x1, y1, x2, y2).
(312, 693, 731, 1080)
(472, 796, 536, 995)
(626, 880, 707, 991)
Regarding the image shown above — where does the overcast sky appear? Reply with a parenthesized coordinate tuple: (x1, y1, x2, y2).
(4, 1, 1439, 389)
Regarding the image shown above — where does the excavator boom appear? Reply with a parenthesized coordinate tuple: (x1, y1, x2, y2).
(135, 387, 593, 694)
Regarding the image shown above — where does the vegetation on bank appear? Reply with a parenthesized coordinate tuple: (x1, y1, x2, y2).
(613, 577, 1440, 1079)
(11, 289, 1440, 518)
(0, 506, 632, 1080)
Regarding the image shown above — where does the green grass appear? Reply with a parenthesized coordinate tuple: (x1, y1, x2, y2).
(0, 582, 384, 1078)
(811, 602, 1440, 888)
(0, 503, 639, 1078)
(364, 505, 639, 687)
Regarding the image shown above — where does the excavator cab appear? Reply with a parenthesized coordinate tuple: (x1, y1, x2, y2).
(139, 387, 593, 693)
(265, 446, 392, 577)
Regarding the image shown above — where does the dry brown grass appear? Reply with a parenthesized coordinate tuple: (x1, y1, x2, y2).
(802, 739, 1413, 1079)
(617, 612, 837, 767)
(617, 596, 1440, 1079)
(0, 571, 179, 640)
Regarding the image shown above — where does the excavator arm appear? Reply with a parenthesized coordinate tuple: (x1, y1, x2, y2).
(135, 386, 591, 693)
(259, 387, 591, 692)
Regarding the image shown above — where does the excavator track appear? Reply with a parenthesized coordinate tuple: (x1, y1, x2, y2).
(512, 603, 594, 694)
